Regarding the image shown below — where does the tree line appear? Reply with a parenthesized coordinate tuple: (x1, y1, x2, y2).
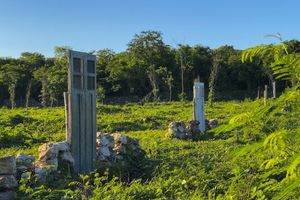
(1, 31, 299, 107)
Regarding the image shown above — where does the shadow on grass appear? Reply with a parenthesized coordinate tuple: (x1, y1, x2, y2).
(97, 106, 125, 114)
(98, 119, 164, 132)
(0, 131, 47, 149)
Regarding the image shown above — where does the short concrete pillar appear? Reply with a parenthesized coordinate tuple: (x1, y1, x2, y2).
(272, 81, 276, 98)
(193, 81, 205, 132)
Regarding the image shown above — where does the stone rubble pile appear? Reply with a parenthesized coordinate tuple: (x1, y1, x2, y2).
(167, 120, 201, 139)
(96, 132, 143, 166)
(16, 153, 35, 174)
(167, 119, 219, 139)
(0, 155, 17, 200)
(35, 141, 74, 181)
(0, 141, 76, 199)
(0, 133, 145, 199)
(205, 119, 218, 129)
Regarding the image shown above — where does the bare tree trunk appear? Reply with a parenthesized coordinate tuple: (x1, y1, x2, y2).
(41, 77, 50, 107)
(25, 79, 33, 108)
(8, 83, 16, 109)
(208, 57, 220, 106)
(180, 53, 184, 96)
(264, 85, 268, 106)
(266, 71, 275, 100)
(169, 84, 172, 101)
(148, 65, 159, 101)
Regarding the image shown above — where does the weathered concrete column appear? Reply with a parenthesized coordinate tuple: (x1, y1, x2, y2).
(272, 81, 276, 98)
(65, 50, 97, 174)
(193, 81, 205, 132)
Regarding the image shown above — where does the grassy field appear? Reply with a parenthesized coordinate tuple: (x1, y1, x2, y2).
(0, 90, 299, 199)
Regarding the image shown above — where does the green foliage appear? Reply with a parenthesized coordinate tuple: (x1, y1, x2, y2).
(0, 63, 23, 108)
(96, 86, 106, 104)
(0, 90, 299, 199)
(242, 34, 300, 86)
(1, 31, 286, 104)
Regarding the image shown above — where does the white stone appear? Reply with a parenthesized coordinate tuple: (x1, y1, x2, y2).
(53, 142, 70, 152)
(208, 119, 218, 129)
(0, 190, 14, 200)
(0, 155, 16, 175)
(45, 159, 58, 170)
(100, 147, 111, 157)
(17, 165, 28, 172)
(113, 133, 128, 144)
(60, 152, 75, 164)
(16, 153, 35, 165)
(178, 126, 185, 133)
(34, 165, 55, 181)
(38, 143, 58, 162)
(96, 132, 102, 139)
(120, 135, 128, 144)
(0, 175, 17, 189)
(37, 141, 74, 171)
(96, 139, 101, 145)
(100, 135, 110, 146)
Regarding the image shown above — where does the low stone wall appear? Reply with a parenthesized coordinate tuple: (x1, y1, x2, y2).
(0, 133, 144, 199)
(0, 155, 17, 200)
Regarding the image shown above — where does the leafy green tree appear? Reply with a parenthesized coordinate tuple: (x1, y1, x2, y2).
(0, 64, 23, 108)
(156, 67, 174, 101)
(33, 58, 67, 106)
(106, 52, 130, 94)
(242, 34, 300, 87)
(127, 31, 171, 100)
(33, 66, 50, 106)
(96, 48, 115, 91)
(20, 52, 45, 107)
(191, 45, 213, 84)
(97, 86, 106, 104)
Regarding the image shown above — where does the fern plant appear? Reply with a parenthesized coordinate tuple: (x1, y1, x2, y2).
(241, 33, 300, 87)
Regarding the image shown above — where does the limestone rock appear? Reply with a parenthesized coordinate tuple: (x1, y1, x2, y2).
(100, 147, 111, 157)
(34, 165, 55, 182)
(186, 120, 201, 135)
(205, 119, 218, 129)
(16, 153, 35, 173)
(16, 165, 28, 173)
(0, 175, 17, 190)
(16, 153, 35, 165)
(96, 132, 143, 164)
(167, 120, 201, 140)
(0, 190, 14, 200)
(37, 141, 74, 171)
(60, 151, 74, 164)
(0, 156, 16, 175)
(167, 122, 187, 139)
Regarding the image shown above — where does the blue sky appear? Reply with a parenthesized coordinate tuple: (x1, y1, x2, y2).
(0, 0, 299, 57)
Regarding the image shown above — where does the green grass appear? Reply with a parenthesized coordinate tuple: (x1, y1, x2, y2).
(0, 90, 299, 199)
